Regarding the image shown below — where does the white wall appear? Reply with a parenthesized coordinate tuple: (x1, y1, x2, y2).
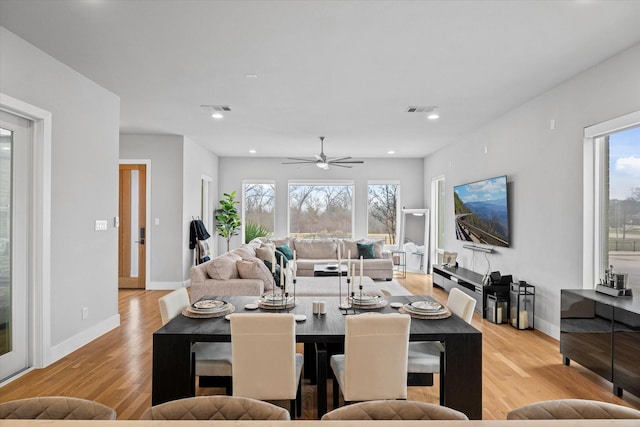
(424, 43, 640, 338)
(218, 156, 424, 254)
(1, 27, 120, 360)
(182, 138, 218, 277)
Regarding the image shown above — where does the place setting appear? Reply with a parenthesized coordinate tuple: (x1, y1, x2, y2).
(181, 298, 235, 318)
(257, 293, 298, 310)
(398, 299, 451, 319)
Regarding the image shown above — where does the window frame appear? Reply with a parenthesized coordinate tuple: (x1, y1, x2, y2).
(366, 180, 401, 246)
(241, 180, 276, 243)
(287, 180, 355, 239)
(583, 110, 640, 288)
(430, 175, 445, 269)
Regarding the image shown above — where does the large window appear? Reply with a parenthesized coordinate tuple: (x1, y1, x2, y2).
(606, 126, 640, 281)
(243, 182, 275, 243)
(367, 183, 399, 244)
(584, 111, 640, 290)
(289, 182, 353, 239)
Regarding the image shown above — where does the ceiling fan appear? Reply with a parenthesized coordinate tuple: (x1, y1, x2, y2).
(282, 136, 364, 169)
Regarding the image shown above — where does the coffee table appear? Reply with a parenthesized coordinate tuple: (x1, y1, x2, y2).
(313, 263, 348, 276)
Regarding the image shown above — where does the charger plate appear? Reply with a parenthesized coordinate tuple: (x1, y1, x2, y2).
(182, 304, 235, 318)
(258, 298, 299, 310)
(399, 304, 451, 319)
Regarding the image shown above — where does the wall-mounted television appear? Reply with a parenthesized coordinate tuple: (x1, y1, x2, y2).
(453, 175, 510, 247)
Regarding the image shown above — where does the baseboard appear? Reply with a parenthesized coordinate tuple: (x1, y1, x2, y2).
(49, 313, 120, 366)
(147, 280, 189, 290)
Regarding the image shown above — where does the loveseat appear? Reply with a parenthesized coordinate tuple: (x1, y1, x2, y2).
(189, 237, 394, 302)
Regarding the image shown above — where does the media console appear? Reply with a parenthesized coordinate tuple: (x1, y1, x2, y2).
(561, 289, 640, 398)
(432, 265, 509, 319)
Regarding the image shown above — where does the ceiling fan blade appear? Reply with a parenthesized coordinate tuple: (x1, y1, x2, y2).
(330, 160, 364, 164)
(327, 156, 351, 162)
(284, 157, 316, 162)
(330, 163, 353, 168)
(282, 160, 316, 164)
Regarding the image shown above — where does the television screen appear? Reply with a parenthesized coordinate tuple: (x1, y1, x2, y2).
(453, 175, 510, 247)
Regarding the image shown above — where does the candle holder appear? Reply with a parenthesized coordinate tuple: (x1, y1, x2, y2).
(509, 281, 535, 330)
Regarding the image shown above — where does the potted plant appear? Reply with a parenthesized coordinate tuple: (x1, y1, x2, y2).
(215, 191, 241, 252)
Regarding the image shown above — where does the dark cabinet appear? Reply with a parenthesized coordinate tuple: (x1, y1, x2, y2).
(432, 265, 509, 318)
(561, 289, 640, 398)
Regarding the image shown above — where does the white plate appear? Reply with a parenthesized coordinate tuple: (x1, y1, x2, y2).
(390, 302, 403, 308)
(244, 303, 259, 310)
(192, 299, 227, 312)
(294, 314, 307, 322)
(411, 301, 443, 312)
(225, 314, 232, 321)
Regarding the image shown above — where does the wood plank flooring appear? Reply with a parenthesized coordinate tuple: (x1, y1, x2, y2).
(1, 273, 639, 420)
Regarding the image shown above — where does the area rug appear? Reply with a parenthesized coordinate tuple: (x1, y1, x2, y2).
(290, 276, 412, 297)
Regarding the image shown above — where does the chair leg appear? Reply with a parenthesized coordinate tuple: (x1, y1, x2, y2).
(439, 348, 445, 406)
(332, 373, 339, 409)
(290, 399, 296, 419)
(296, 378, 302, 417)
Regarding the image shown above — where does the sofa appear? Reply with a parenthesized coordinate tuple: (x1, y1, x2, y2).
(189, 237, 395, 303)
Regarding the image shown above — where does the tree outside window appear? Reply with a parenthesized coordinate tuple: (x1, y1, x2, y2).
(289, 183, 353, 239)
(368, 183, 399, 245)
(243, 182, 275, 243)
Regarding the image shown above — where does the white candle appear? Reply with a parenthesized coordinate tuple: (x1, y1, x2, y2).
(351, 265, 356, 294)
(359, 256, 363, 285)
(347, 256, 351, 282)
(519, 311, 528, 330)
(338, 244, 341, 262)
(293, 250, 297, 279)
(272, 251, 276, 273)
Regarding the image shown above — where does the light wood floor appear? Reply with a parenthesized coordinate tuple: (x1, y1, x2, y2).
(1, 273, 639, 420)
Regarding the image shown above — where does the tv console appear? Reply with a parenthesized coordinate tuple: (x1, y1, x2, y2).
(432, 264, 509, 319)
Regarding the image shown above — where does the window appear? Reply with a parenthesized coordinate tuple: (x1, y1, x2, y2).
(289, 183, 353, 239)
(606, 127, 640, 278)
(243, 182, 275, 243)
(367, 183, 399, 245)
(431, 175, 445, 266)
(584, 111, 640, 290)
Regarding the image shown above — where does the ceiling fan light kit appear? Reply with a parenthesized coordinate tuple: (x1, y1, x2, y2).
(282, 136, 364, 170)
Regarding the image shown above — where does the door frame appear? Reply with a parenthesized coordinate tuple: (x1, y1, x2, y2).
(0, 93, 52, 375)
(119, 159, 151, 290)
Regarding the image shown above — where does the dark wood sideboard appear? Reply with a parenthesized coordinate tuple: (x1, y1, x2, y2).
(432, 265, 509, 319)
(561, 289, 640, 398)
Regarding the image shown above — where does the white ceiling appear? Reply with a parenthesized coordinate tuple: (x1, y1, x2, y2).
(2, 0, 640, 159)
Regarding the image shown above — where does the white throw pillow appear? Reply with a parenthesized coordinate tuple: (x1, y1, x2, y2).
(206, 253, 241, 280)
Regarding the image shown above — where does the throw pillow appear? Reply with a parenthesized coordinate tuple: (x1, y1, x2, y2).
(341, 239, 359, 259)
(357, 242, 375, 259)
(262, 260, 282, 288)
(255, 245, 275, 263)
(236, 258, 275, 291)
(276, 243, 294, 260)
(206, 253, 241, 280)
(358, 239, 384, 258)
(274, 248, 289, 267)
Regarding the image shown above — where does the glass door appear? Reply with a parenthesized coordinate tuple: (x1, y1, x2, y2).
(0, 111, 30, 381)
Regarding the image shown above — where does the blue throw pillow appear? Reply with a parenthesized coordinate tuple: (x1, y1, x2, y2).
(276, 244, 294, 260)
(274, 249, 289, 267)
(357, 242, 375, 259)
(262, 260, 282, 288)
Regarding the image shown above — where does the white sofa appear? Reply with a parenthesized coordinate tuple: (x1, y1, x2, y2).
(189, 237, 395, 303)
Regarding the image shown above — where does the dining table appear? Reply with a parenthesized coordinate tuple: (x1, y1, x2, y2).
(152, 294, 482, 419)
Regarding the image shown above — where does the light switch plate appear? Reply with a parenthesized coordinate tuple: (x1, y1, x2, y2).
(95, 220, 108, 231)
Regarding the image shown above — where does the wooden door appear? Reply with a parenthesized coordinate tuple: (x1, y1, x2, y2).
(118, 164, 146, 289)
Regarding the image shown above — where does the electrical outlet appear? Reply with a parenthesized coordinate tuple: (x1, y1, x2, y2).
(82, 307, 88, 320)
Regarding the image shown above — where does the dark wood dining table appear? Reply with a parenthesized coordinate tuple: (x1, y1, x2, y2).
(152, 295, 482, 419)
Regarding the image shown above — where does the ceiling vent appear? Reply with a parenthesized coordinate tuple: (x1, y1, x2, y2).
(406, 106, 437, 113)
(200, 105, 231, 112)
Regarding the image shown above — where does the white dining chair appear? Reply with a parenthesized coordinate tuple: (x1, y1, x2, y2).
(158, 288, 233, 394)
(330, 313, 411, 408)
(229, 313, 304, 418)
(406, 287, 476, 404)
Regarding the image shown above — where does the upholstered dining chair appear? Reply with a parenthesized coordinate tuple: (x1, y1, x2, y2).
(507, 399, 640, 420)
(321, 399, 469, 420)
(158, 287, 233, 394)
(229, 313, 304, 418)
(0, 396, 116, 420)
(406, 287, 477, 404)
(330, 313, 411, 408)
(140, 395, 290, 420)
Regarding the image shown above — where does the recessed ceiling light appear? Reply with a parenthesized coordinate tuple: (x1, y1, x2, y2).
(245, 74, 258, 79)
(427, 113, 440, 120)
(211, 113, 224, 119)
(388, 150, 395, 155)
(249, 149, 256, 154)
